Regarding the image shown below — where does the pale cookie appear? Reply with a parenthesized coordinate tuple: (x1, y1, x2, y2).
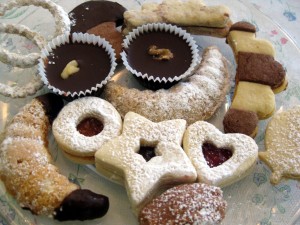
(52, 97, 122, 164)
(231, 81, 275, 120)
(259, 106, 300, 184)
(104, 46, 230, 125)
(95, 112, 197, 215)
(183, 121, 258, 187)
(123, 0, 231, 37)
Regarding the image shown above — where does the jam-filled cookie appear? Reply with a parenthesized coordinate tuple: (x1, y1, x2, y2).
(52, 97, 122, 164)
(183, 121, 258, 187)
(95, 112, 197, 215)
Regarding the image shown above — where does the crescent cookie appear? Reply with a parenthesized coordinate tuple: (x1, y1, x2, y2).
(52, 97, 122, 164)
(104, 46, 230, 125)
(259, 106, 300, 184)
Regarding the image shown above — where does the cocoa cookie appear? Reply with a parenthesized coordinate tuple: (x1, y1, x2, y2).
(223, 108, 259, 138)
(69, 1, 126, 60)
(236, 52, 287, 91)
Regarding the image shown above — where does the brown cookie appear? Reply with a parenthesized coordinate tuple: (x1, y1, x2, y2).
(236, 52, 286, 90)
(223, 108, 259, 138)
(69, 1, 126, 60)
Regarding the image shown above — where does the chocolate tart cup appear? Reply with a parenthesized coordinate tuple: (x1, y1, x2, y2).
(38, 32, 117, 99)
(121, 23, 200, 90)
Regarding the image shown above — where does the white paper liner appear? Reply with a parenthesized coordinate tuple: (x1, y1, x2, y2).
(121, 23, 200, 84)
(38, 32, 117, 98)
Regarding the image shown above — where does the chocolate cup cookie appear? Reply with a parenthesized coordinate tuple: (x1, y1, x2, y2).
(38, 32, 117, 100)
(121, 23, 199, 90)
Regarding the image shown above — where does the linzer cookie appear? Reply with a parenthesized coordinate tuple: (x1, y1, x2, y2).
(69, 1, 126, 60)
(183, 121, 258, 187)
(121, 23, 199, 90)
(236, 52, 287, 93)
(38, 32, 117, 99)
(259, 106, 300, 184)
(123, 0, 232, 37)
(139, 183, 227, 225)
(95, 112, 197, 215)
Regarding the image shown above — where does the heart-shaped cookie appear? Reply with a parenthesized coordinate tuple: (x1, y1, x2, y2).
(183, 121, 258, 187)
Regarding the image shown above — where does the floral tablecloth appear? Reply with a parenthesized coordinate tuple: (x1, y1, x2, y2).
(0, 0, 300, 225)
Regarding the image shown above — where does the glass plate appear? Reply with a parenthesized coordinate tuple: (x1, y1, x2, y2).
(0, 0, 300, 225)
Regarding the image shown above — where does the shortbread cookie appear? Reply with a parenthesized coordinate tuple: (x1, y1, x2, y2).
(123, 0, 232, 37)
(69, 1, 126, 60)
(139, 183, 227, 225)
(259, 106, 300, 184)
(231, 81, 275, 119)
(52, 97, 122, 164)
(95, 112, 197, 215)
(104, 46, 230, 125)
(0, 93, 109, 220)
(183, 121, 258, 187)
(223, 108, 259, 138)
(227, 21, 275, 60)
(236, 52, 287, 93)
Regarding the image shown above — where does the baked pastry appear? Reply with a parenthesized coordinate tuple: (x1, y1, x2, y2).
(121, 23, 199, 90)
(139, 183, 227, 225)
(38, 32, 117, 99)
(123, 0, 232, 37)
(0, 93, 109, 220)
(230, 81, 275, 120)
(183, 121, 258, 187)
(223, 108, 259, 138)
(95, 112, 197, 215)
(259, 106, 300, 184)
(69, 1, 126, 60)
(236, 52, 287, 93)
(104, 46, 230, 125)
(52, 96, 122, 164)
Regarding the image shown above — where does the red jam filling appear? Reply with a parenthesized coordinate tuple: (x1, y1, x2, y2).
(202, 142, 233, 168)
(77, 117, 104, 137)
(138, 146, 156, 162)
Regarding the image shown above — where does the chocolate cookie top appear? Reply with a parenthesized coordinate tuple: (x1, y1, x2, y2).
(237, 52, 286, 89)
(69, 1, 126, 33)
(229, 21, 256, 33)
(223, 108, 258, 137)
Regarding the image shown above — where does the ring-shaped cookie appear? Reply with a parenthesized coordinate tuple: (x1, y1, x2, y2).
(52, 97, 122, 160)
(0, 23, 46, 68)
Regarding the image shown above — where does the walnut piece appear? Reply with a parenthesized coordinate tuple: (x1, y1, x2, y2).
(148, 45, 174, 61)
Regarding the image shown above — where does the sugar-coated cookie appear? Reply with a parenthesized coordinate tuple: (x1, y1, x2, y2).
(231, 81, 275, 120)
(259, 106, 300, 184)
(123, 0, 232, 37)
(52, 97, 122, 164)
(183, 121, 258, 187)
(139, 183, 227, 225)
(95, 112, 197, 215)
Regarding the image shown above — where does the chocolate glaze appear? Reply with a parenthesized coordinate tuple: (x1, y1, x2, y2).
(36, 93, 64, 123)
(126, 31, 193, 79)
(45, 39, 111, 94)
(69, 1, 126, 33)
(54, 189, 109, 221)
(229, 21, 256, 33)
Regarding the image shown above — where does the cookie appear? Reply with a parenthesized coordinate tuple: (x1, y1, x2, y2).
(236, 52, 287, 93)
(139, 183, 227, 225)
(230, 81, 275, 119)
(259, 106, 300, 184)
(183, 121, 258, 187)
(223, 108, 259, 138)
(95, 112, 197, 215)
(123, 0, 232, 37)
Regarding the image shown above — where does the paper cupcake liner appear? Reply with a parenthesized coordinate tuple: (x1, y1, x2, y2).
(121, 23, 200, 85)
(38, 32, 117, 98)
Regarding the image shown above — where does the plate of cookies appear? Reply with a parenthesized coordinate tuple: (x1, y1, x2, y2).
(0, 0, 300, 225)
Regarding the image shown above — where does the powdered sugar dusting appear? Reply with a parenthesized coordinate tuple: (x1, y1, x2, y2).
(104, 46, 230, 125)
(139, 183, 227, 225)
